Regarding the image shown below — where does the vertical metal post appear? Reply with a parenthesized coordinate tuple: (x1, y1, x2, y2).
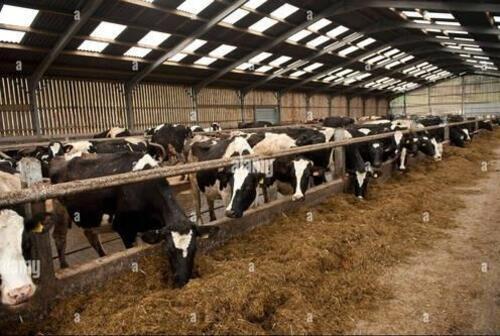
(18, 158, 56, 305)
(328, 94, 333, 117)
(362, 96, 366, 116)
(461, 76, 465, 115)
(444, 125, 450, 142)
(305, 94, 311, 121)
(334, 128, 346, 180)
(125, 85, 134, 131)
(28, 83, 42, 136)
(239, 90, 245, 124)
(346, 96, 351, 117)
(189, 87, 198, 124)
(427, 85, 431, 115)
(276, 91, 282, 124)
(403, 92, 407, 116)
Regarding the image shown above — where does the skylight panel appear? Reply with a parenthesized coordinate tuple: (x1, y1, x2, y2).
(209, 44, 236, 57)
(445, 30, 468, 35)
(290, 70, 306, 77)
(249, 52, 272, 64)
(245, 0, 267, 9)
(138, 31, 170, 47)
(169, 53, 188, 62)
(307, 36, 330, 48)
(269, 56, 292, 67)
(454, 37, 474, 42)
(384, 48, 400, 57)
(288, 30, 312, 42)
(494, 16, 500, 23)
(78, 40, 109, 53)
(435, 21, 460, 26)
(256, 65, 273, 73)
(195, 57, 217, 66)
(357, 37, 376, 48)
(426, 12, 454, 20)
(183, 39, 206, 53)
(357, 73, 371, 80)
(337, 69, 353, 77)
(338, 46, 359, 57)
(271, 4, 299, 20)
(414, 19, 431, 24)
(402, 11, 422, 18)
(124, 47, 152, 58)
(0, 5, 39, 27)
(327, 25, 349, 38)
(400, 55, 415, 63)
(249, 17, 278, 32)
(91, 22, 126, 40)
(177, 0, 214, 15)
(223, 8, 249, 24)
(0, 29, 25, 43)
(308, 18, 332, 31)
(386, 61, 400, 69)
(366, 55, 384, 64)
(236, 62, 253, 70)
(303, 62, 323, 72)
(474, 55, 490, 60)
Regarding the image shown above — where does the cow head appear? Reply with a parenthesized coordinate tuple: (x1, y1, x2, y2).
(353, 166, 369, 199)
(0, 210, 52, 307)
(404, 135, 420, 156)
(479, 120, 493, 131)
(418, 134, 442, 161)
(225, 165, 262, 218)
(290, 158, 314, 201)
(211, 122, 222, 132)
(368, 141, 384, 169)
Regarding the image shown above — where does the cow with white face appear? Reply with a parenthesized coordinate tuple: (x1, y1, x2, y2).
(188, 136, 253, 223)
(0, 171, 52, 307)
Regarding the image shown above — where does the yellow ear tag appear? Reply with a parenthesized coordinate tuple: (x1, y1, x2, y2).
(259, 178, 264, 185)
(32, 222, 44, 233)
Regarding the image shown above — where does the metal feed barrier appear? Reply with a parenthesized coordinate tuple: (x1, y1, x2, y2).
(0, 118, 496, 316)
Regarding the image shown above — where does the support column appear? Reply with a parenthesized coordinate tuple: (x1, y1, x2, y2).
(276, 92, 282, 124)
(125, 85, 134, 131)
(238, 90, 246, 124)
(362, 96, 366, 116)
(403, 92, 407, 116)
(427, 85, 431, 115)
(328, 94, 333, 117)
(188, 87, 198, 124)
(305, 93, 312, 121)
(28, 83, 42, 136)
(346, 96, 351, 117)
(461, 76, 465, 115)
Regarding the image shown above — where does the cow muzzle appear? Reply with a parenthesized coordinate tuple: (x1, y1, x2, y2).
(292, 193, 305, 202)
(3, 284, 35, 307)
(225, 209, 243, 219)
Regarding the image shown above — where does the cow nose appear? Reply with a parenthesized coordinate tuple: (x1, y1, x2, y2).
(292, 194, 305, 201)
(7, 284, 35, 305)
(225, 209, 241, 218)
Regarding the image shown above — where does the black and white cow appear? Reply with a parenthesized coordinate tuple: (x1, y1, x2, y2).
(0, 170, 52, 306)
(238, 121, 274, 129)
(188, 135, 253, 222)
(49, 152, 203, 287)
(323, 116, 355, 128)
(190, 122, 222, 133)
(94, 127, 131, 139)
(150, 124, 193, 164)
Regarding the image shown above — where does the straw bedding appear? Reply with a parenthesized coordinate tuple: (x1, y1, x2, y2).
(5, 130, 500, 335)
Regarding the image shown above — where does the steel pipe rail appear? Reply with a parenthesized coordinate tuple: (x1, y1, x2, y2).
(0, 120, 481, 208)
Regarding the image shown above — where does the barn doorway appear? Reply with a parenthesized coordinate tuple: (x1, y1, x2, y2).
(255, 107, 279, 124)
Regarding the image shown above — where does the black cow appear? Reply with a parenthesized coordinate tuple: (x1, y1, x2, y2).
(150, 124, 193, 163)
(190, 122, 222, 133)
(49, 152, 203, 287)
(94, 127, 131, 139)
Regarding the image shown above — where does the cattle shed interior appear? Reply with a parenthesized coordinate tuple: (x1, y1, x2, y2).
(0, 0, 499, 137)
(1, 0, 500, 335)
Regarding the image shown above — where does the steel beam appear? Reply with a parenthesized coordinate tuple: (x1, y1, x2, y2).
(29, 0, 104, 89)
(127, 0, 247, 89)
(192, 0, 364, 92)
(361, 0, 500, 12)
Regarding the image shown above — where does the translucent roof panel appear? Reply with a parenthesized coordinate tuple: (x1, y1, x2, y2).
(168, 53, 188, 62)
(78, 40, 109, 53)
(177, 0, 214, 15)
(124, 47, 152, 58)
(290, 70, 306, 77)
(327, 25, 349, 38)
(402, 11, 422, 18)
(138, 31, 170, 47)
(357, 37, 376, 48)
(303, 62, 323, 72)
(0, 5, 39, 27)
(270, 4, 299, 20)
(195, 57, 217, 66)
(308, 19, 332, 32)
(269, 56, 292, 67)
(249, 17, 278, 33)
(306, 36, 330, 48)
(426, 12, 454, 20)
(223, 8, 249, 24)
(90, 22, 127, 40)
(0, 29, 25, 43)
(338, 46, 359, 57)
(249, 52, 272, 64)
(182, 39, 206, 53)
(255, 65, 273, 73)
(245, 0, 267, 10)
(209, 44, 236, 58)
(236, 62, 253, 70)
(288, 30, 312, 42)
